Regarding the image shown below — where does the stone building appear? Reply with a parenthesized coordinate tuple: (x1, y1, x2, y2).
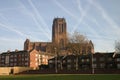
(24, 18, 94, 55)
(0, 18, 94, 72)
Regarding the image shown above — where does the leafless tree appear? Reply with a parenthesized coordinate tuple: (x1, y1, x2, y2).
(67, 31, 89, 70)
(67, 31, 89, 55)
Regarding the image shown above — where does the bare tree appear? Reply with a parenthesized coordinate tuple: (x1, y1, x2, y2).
(115, 41, 120, 53)
(67, 31, 89, 70)
(67, 31, 89, 55)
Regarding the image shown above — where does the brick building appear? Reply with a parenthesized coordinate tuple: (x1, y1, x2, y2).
(48, 54, 91, 71)
(48, 52, 120, 73)
(0, 49, 53, 70)
(0, 50, 29, 67)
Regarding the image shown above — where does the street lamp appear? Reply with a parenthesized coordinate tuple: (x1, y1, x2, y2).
(92, 53, 94, 74)
(54, 47, 58, 73)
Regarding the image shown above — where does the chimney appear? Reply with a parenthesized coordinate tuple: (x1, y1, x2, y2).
(15, 49, 18, 52)
(7, 50, 10, 53)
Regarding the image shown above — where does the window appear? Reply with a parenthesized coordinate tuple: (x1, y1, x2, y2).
(42, 59, 44, 62)
(22, 54, 24, 57)
(59, 24, 64, 33)
(117, 64, 120, 69)
(25, 62, 28, 66)
(86, 59, 90, 62)
(67, 59, 71, 63)
(74, 59, 76, 62)
(93, 58, 96, 62)
(25, 57, 28, 61)
(58, 64, 61, 68)
(100, 63, 105, 68)
(35, 63, 38, 66)
(100, 57, 105, 61)
(42, 55, 45, 58)
(14, 55, 17, 57)
(10, 63, 13, 66)
(63, 60, 66, 63)
(22, 58, 24, 61)
(81, 59, 84, 62)
(57, 60, 61, 63)
(10, 55, 13, 58)
(92, 64, 97, 68)
(1, 59, 4, 62)
(67, 64, 71, 69)
(108, 57, 112, 61)
(49, 60, 54, 63)
(46, 59, 48, 63)
(36, 54, 38, 57)
(14, 58, 17, 62)
(2, 56, 5, 58)
(25, 54, 28, 57)
(14, 63, 17, 66)
(5, 56, 9, 64)
(117, 58, 120, 62)
(60, 39, 64, 49)
(107, 64, 113, 68)
(10, 59, 13, 62)
(35, 58, 38, 61)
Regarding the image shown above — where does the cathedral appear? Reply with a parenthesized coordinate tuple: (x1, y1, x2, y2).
(24, 18, 94, 55)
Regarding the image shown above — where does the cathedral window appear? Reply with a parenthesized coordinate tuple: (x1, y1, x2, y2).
(59, 24, 64, 33)
(60, 39, 64, 49)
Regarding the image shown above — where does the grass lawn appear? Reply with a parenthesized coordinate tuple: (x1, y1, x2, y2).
(0, 74, 120, 80)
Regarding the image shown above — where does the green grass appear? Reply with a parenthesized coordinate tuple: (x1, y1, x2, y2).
(0, 74, 120, 80)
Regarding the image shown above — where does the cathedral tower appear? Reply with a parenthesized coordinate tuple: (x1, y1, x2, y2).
(52, 18, 67, 49)
(24, 39, 30, 51)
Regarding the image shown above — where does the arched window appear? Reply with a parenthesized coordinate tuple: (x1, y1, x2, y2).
(59, 24, 64, 33)
(60, 39, 64, 49)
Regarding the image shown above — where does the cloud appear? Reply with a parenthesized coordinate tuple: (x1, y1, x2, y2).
(93, 39, 114, 52)
(53, 0, 92, 34)
(0, 22, 27, 37)
(88, 0, 120, 36)
(75, 0, 104, 40)
(0, 7, 22, 12)
(0, 37, 24, 52)
(71, 0, 92, 33)
(27, 0, 51, 40)
(53, 0, 78, 20)
(53, 0, 101, 39)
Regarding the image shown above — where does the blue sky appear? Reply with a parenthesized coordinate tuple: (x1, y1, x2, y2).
(0, 0, 120, 52)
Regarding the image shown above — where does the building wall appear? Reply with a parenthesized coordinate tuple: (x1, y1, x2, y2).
(29, 49, 54, 69)
(23, 18, 94, 56)
(52, 18, 67, 48)
(29, 49, 39, 69)
(48, 53, 120, 71)
(0, 49, 54, 71)
(0, 67, 32, 75)
(0, 51, 29, 67)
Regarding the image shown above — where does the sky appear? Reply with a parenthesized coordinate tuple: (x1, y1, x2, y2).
(0, 0, 120, 52)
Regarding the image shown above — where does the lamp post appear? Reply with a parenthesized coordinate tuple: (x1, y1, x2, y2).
(92, 53, 94, 74)
(54, 47, 58, 73)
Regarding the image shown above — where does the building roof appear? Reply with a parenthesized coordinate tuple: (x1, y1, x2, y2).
(0, 50, 28, 55)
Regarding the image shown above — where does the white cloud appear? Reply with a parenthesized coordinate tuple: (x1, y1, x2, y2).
(27, 0, 51, 40)
(53, 0, 78, 19)
(0, 37, 24, 52)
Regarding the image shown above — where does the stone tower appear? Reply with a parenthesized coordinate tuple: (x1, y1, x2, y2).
(52, 18, 67, 49)
(24, 39, 30, 51)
